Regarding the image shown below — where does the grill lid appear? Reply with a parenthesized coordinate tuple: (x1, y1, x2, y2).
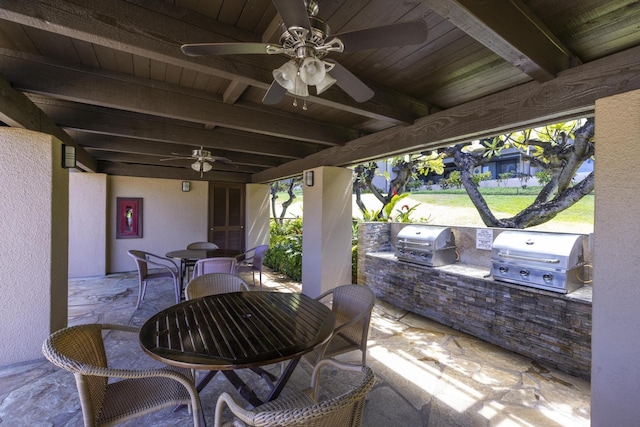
(492, 231, 583, 270)
(396, 225, 454, 251)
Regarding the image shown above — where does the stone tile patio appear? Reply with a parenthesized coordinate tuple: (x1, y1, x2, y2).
(0, 268, 591, 426)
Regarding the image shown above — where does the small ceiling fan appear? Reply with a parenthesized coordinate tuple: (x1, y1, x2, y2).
(160, 147, 233, 177)
(180, 0, 428, 106)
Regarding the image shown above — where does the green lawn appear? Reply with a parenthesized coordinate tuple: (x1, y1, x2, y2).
(274, 187, 594, 227)
(410, 192, 594, 224)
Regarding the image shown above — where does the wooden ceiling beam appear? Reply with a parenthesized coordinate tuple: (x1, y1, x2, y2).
(98, 160, 252, 183)
(424, 0, 579, 82)
(0, 0, 427, 124)
(253, 44, 640, 183)
(70, 132, 286, 168)
(29, 95, 319, 159)
(87, 150, 264, 174)
(0, 72, 97, 171)
(0, 48, 356, 145)
(223, 81, 249, 104)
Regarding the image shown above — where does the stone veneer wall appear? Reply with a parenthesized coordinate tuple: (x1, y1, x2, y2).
(358, 222, 592, 380)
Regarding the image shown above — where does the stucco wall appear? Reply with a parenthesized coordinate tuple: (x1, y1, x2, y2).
(302, 166, 353, 297)
(0, 129, 68, 365)
(591, 89, 640, 425)
(108, 176, 208, 273)
(69, 172, 107, 277)
(245, 183, 270, 249)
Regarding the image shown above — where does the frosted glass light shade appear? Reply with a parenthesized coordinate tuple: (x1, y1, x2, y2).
(191, 161, 212, 172)
(273, 60, 298, 91)
(299, 57, 326, 86)
(315, 74, 337, 94)
(288, 75, 309, 97)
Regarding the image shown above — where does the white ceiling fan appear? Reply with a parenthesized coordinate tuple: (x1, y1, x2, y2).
(160, 147, 233, 177)
(180, 0, 428, 107)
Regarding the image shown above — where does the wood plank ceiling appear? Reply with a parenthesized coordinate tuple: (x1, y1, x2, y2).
(0, 0, 639, 183)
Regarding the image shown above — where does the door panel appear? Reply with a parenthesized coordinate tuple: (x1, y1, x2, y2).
(208, 183, 245, 251)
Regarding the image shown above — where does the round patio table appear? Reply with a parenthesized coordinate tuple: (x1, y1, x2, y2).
(139, 291, 335, 407)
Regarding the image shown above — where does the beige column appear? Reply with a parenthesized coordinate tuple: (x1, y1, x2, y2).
(592, 88, 640, 424)
(69, 172, 107, 277)
(301, 166, 353, 297)
(244, 183, 270, 249)
(0, 128, 68, 365)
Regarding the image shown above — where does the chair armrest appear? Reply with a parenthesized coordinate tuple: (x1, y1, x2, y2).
(235, 246, 258, 262)
(309, 359, 365, 401)
(144, 254, 179, 272)
(215, 392, 255, 427)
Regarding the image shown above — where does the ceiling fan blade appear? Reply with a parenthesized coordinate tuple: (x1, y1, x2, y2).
(326, 60, 374, 103)
(272, 0, 310, 30)
(333, 20, 428, 53)
(160, 156, 189, 161)
(262, 80, 287, 105)
(205, 156, 233, 164)
(181, 42, 272, 56)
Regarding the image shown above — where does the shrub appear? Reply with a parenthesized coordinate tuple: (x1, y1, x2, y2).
(264, 218, 303, 281)
(535, 170, 551, 186)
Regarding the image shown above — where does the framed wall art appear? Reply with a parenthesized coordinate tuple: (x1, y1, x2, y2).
(116, 197, 143, 239)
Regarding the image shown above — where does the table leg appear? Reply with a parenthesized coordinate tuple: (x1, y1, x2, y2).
(222, 370, 265, 408)
(196, 370, 219, 392)
(264, 357, 301, 403)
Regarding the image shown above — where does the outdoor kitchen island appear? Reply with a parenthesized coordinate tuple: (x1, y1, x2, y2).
(358, 222, 592, 380)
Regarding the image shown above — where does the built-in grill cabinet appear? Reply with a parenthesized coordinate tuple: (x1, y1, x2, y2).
(395, 225, 457, 267)
(491, 231, 585, 293)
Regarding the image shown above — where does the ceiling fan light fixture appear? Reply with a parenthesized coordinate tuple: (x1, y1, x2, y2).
(273, 60, 298, 91)
(289, 74, 309, 97)
(299, 56, 326, 85)
(315, 73, 336, 94)
(191, 160, 212, 173)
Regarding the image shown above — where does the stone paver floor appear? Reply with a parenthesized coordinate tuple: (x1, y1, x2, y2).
(0, 268, 591, 426)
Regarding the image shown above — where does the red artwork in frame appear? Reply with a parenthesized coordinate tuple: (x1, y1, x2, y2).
(116, 197, 143, 239)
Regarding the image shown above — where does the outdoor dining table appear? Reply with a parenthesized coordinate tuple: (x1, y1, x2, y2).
(166, 248, 241, 284)
(139, 291, 336, 408)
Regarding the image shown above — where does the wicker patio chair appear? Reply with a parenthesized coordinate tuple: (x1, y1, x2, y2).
(305, 285, 376, 366)
(185, 272, 250, 300)
(127, 250, 181, 308)
(235, 245, 269, 289)
(214, 359, 374, 427)
(42, 323, 202, 427)
(192, 257, 237, 280)
(183, 242, 219, 277)
(186, 241, 219, 250)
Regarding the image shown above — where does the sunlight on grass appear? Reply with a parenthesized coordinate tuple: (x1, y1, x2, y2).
(410, 193, 594, 225)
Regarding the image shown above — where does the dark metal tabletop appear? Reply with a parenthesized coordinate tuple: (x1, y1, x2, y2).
(166, 248, 241, 261)
(139, 291, 335, 370)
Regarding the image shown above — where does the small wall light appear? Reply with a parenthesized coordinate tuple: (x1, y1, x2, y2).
(304, 170, 314, 187)
(62, 144, 76, 168)
(182, 181, 190, 192)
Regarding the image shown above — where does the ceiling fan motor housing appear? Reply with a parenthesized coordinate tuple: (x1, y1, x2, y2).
(279, 16, 333, 60)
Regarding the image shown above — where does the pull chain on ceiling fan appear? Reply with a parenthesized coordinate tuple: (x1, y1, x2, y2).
(180, 0, 428, 107)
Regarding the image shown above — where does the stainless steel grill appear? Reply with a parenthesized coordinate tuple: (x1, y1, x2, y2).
(491, 231, 586, 293)
(395, 225, 457, 266)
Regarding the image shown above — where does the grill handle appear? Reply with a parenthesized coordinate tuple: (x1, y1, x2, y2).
(497, 252, 560, 264)
(398, 239, 432, 247)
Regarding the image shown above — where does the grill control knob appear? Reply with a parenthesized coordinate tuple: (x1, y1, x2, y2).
(543, 273, 553, 282)
(520, 269, 530, 278)
(409, 251, 416, 258)
(499, 266, 509, 274)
